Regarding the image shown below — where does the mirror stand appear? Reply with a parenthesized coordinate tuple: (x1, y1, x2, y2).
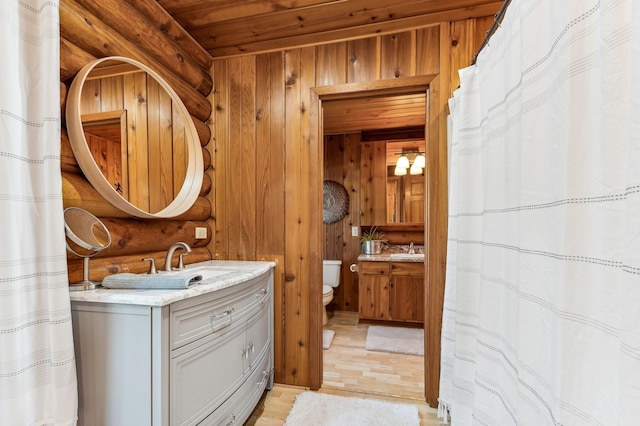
(64, 207, 112, 291)
(71, 257, 99, 291)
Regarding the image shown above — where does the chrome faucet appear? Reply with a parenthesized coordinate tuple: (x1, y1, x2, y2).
(164, 241, 192, 271)
(408, 242, 415, 254)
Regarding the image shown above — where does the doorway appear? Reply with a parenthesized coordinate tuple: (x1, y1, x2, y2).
(310, 74, 446, 406)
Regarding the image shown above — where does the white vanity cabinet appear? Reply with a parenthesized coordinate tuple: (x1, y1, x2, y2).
(70, 262, 274, 426)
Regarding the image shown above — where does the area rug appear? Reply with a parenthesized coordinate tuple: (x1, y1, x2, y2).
(284, 391, 419, 426)
(323, 329, 335, 350)
(365, 325, 424, 356)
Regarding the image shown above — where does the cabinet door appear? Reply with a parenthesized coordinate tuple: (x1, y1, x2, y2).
(199, 347, 271, 426)
(389, 275, 424, 322)
(245, 296, 271, 373)
(171, 324, 247, 425)
(359, 274, 389, 319)
(390, 262, 424, 323)
(358, 262, 390, 320)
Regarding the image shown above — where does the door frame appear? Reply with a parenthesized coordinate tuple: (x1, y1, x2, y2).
(309, 74, 447, 407)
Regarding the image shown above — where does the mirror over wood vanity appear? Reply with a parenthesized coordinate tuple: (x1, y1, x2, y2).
(66, 56, 204, 219)
(360, 129, 425, 227)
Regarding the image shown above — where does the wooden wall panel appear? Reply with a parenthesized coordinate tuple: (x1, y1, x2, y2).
(380, 32, 415, 79)
(340, 133, 362, 311)
(323, 133, 361, 313)
(240, 56, 258, 259)
(416, 25, 441, 76)
(283, 47, 318, 386)
(60, 0, 214, 284)
(324, 135, 344, 262)
(223, 56, 258, 260)
(360, 141, 387, 225)
(213, 59, 230, 259)
(315, 43, 348, 86)
(347, 38, 380, 83)
(254, 52, 287, 383)
(255, 52, 286, 256)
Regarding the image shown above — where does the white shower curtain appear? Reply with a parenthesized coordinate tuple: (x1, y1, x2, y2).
(0, 1, 78, 425)
(440, 0, 640, 425)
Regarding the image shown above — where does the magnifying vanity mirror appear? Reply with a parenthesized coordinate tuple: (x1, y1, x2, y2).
(66, 56, 203, 218)
(64, 207, 112, 290)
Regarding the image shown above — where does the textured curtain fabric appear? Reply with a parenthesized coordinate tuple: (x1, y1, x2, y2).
(0, 1, 78, 425)
(440, 0, 640, 425)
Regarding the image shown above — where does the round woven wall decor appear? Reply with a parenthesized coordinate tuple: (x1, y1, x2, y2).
(323, 180, 349, 224)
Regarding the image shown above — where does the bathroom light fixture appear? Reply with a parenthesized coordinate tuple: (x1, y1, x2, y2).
(409, 162, 423, 175)
(396, 155, 410, 169)
(394, 165, 407, 176)
(394, 150, 425, 176)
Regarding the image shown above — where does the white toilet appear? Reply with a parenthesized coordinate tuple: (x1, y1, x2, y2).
(322, 260, 342, 325)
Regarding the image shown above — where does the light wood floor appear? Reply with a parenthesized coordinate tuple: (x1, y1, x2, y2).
(246, 311, 445, 425)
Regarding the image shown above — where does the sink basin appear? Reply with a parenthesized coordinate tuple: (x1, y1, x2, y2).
(389, 253, 425, 259)
(184, 266, 238, 282)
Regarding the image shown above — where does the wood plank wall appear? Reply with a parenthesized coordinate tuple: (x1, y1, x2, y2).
(212, 16, 495, 402)
(323, 133, 428, 316)
(59, 0, 215, 282)
(324, 134, 361, 313)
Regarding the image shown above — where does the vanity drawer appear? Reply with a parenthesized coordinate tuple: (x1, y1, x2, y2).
(390, 262, 424, 277)
(170, 274, 270, 350)
(360, 261, 390, 275)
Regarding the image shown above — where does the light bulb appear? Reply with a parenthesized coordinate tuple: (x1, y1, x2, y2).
(396, 155, 410, 169)
(394, 166, 407, 176)
(414, 154, 425, 168)
(409, 162, 422, 175)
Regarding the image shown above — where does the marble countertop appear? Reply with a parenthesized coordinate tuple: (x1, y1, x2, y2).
(357, 253, 425, 262)
(69, 260, 276, 307)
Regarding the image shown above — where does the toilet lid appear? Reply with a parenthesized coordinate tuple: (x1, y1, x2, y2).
(322, 285, 333, 295)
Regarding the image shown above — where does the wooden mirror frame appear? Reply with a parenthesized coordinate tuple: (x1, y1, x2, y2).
(66, 56, 203, 219)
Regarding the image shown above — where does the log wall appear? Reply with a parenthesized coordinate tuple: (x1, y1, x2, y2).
(60, 0, 214, 281)
(212, 16, 495, 405)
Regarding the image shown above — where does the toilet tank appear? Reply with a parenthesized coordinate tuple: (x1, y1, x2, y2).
(322, 260, 342, 287)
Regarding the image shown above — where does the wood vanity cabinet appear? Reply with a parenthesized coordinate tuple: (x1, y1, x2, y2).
(359, 261, 424, 323)
(71, 269, 274, 426)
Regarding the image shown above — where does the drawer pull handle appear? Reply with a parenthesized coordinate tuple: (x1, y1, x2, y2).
(257, 370, 270, 387)
(242, 342, 255, 359)
(256, 288, 268, 305)
(210, 307, 234, 331)
(226, 414, 236, 425)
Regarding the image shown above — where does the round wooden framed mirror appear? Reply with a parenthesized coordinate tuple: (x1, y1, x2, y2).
(66, 56, 203, 218)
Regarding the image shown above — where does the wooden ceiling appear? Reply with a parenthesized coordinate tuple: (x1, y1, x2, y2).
(157, 0, 504, 58)
(323, 92, 426, 134)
